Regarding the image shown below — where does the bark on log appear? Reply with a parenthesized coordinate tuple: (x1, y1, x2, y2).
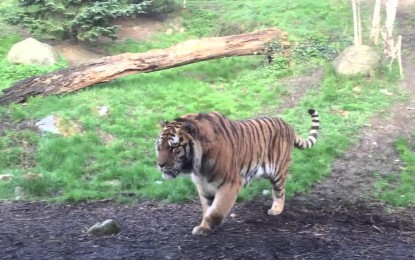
(0, 28, 287, 105)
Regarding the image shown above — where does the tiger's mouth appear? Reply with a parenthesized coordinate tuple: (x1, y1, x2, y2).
(161, 168, 181, 179)
(162, 172, 177, 179)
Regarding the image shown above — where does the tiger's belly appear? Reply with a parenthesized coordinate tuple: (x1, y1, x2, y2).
(191, 174, 220, 196)
(241, 164, 273, 187)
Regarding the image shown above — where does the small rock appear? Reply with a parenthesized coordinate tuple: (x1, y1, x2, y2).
(35, 115, 60, 135)
(0, 174, 14, 182)
(97, 106, 109, 116)
(379, 89, 394, 96)
(165, 28, 173, 35)
(36, 115, 82, 136)
(262, 190, 271, 196)
(352, 86, 361, 92)
(154, 181, 163, 185)
(230, 213, 236, 218)
(21, 172, 43, 180)
(102, 180, 121, 187)
(87, 219, 121, 236)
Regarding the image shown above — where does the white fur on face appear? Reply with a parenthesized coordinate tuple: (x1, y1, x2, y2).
(168, 134, 179, 147)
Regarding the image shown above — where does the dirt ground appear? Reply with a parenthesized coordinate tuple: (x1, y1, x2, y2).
(2, 3, 415, 260)
(1, 197, 414, 260)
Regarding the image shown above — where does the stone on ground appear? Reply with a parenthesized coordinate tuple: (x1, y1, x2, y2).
(35, 115, 82, 136)
(333, 45, 381, 76)
(21, 173, 44, 180)
(7, 37, 60, 66)
(0, 174, 14, 182)
(87, 219, 121, 236)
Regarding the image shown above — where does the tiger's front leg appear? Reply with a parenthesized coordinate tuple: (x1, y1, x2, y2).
(192, 183, 239, 236)
(195, 184, 213, 217)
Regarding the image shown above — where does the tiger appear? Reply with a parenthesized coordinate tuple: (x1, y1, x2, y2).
(155, 109, 319, 236)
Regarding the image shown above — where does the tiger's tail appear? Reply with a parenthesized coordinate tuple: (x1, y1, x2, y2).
(294, 109, 319, 149)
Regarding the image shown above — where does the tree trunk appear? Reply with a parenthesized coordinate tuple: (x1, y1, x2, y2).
(0, 28, 287, 105)
(370, 0, 382, 45)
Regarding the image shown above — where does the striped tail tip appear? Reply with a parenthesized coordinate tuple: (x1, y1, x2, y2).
(294, 109, 319, 149)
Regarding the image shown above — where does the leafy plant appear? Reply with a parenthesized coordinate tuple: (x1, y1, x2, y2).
(4, 0, 172, 41)
(293, 32, 352, 65)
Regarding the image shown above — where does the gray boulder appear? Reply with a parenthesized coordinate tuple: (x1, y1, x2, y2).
(333, 45, 380, 76)
(87, 219, 121, 236)
(7, 38, 60, 66)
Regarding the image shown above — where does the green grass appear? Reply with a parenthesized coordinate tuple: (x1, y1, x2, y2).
(374, 135, 415, 207)
(0, 0, 405, 203)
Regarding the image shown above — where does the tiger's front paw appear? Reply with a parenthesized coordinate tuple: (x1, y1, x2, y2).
(192, 225, 212, 236)
(267, 208, 283, 216)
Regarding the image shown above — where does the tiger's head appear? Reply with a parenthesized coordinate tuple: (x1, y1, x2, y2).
(155, 119, 202, 179)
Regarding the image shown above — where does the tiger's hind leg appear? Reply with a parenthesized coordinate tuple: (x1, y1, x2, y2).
(267, 158, 291, 216)
(267, 182, 286, 216)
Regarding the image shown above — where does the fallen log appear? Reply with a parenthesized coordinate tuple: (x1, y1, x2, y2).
(0, 28, 288, 105)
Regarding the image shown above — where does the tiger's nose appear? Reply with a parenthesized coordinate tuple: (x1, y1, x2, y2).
(158, 163, 166, 168)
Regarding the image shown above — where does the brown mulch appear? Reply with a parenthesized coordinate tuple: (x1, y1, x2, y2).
(1, 197, 414, 260)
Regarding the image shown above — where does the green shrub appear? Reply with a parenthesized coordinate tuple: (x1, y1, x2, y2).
(4, 0, 174, 41)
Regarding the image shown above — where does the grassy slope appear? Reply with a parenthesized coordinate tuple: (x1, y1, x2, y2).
(0, 0, 405, 203)
(374, 135, 415, 207)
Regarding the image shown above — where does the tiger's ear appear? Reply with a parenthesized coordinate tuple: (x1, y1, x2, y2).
(159, 120, 168, 128)
(183, 121, 197, 137)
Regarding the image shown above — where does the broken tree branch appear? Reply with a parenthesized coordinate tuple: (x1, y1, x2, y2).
(0, 28, 288, 105)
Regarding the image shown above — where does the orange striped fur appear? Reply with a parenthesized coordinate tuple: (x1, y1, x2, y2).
(155, 109, 319, 235)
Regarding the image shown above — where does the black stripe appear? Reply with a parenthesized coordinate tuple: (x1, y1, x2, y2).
(257, 119, 265, 136)
(258, 118, 269, 147)
(271, 174, 283, 185)
(311, 114, 319, 118)
(241, 120, 253, 142)
(262, 118, 274, 136)
(195, 113, 213, 121)
(217, 115, 235, 149)
(248, 120, 261, 143)
(261, 162, 267, 173)
(217, 176, 227, 189)
(229, 121, 240, 140)
(312, 119, 320, 123)
(238, 122, 245, 140)
(203, 194, 215, 202)
(311, 126, 319, 130)
(245, 160, 252, 177)
(310, 133, 317, 138)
